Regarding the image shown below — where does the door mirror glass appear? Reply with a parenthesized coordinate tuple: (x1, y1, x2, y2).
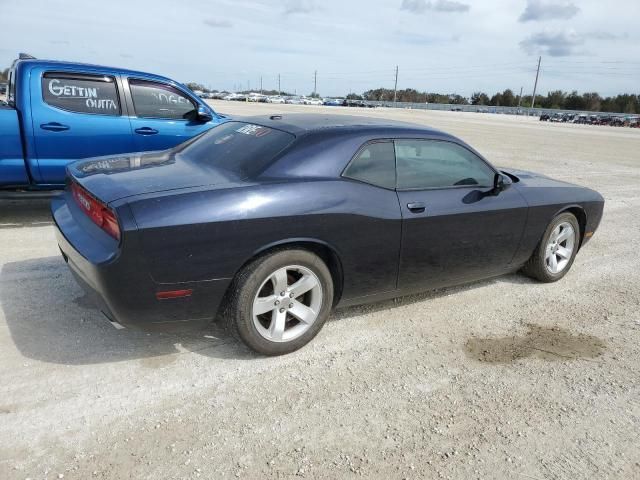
(493, 173, 513, 195)
(197, 105, 213, 123)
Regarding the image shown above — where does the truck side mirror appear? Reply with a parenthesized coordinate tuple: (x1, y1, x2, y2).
(196, 105, 213, 123)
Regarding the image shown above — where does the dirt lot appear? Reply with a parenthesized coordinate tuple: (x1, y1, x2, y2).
(1, 102, 639, 480)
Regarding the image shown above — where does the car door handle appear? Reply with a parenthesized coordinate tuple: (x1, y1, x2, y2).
(40, 122, 70, 132)
(407, 202, 426, 213)
(134, 127, 159, 135)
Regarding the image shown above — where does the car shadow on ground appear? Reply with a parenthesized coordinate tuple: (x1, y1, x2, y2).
(1, 256, 255, 364)
(0, 199, 55, 228)
(1, 255, 537, 365)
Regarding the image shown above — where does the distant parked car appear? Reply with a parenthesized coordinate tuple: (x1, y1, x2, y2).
(0, 82, 7, 95)
(323, 98, 343, 106)
(303, 97, 323, 106)
(611, 117, 625, 127)
(267, 96, 285, 104)
(343, 99, 368, 107)
(248, 93, 268, 103)
(285, 96, 303, 105)
(539, 114, 550, 121)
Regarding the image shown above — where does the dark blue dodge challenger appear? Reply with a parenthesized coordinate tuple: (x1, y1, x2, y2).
(52, 114, 604, 355)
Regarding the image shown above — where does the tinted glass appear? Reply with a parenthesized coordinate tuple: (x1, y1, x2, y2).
(395, 140, 494, 189)
(42, 73, 120, 115)
(343, 141, 395, 189)
(177, 122, 294, 178)
(130, 80, 196, 119)
(7, 68, 16, 106)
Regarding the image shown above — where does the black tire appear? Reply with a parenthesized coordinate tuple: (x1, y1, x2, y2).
(223, 249, 334, 355)
(521, 212, 580, 283)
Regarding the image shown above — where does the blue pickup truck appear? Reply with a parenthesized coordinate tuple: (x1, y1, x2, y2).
(1, 54, 223, 191)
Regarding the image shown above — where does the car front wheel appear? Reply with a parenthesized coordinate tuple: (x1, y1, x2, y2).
(522, 212, 580, 282)
(223, 249, 334, 355)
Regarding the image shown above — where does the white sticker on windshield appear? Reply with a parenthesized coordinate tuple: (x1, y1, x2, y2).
(236, 124, 270, 137)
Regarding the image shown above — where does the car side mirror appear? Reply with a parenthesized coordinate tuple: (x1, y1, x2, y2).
(492, 172, 512, 195)
(196, 105, 213, 123)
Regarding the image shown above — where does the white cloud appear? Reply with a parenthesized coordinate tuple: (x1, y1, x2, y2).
(284, 0, 318, 15)
(203, 19, 233, 28)
(400, 0, 470, 14)
(520, 30, 583, 56)
(519, 0, 579, 22)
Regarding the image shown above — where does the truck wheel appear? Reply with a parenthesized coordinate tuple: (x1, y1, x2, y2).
(522, 212, 580, 283)
(224, 249, 334, 355)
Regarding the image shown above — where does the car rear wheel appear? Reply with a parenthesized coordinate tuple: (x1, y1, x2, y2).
(223, 249, 334, 355)
(521, 212, 580, 282)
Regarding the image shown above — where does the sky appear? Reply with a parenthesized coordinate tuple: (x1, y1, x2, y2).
(2, 0, 639, 97)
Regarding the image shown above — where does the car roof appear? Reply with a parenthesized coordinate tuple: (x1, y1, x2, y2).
(237, 113, 452, 138)
(14, 58, 175, 83)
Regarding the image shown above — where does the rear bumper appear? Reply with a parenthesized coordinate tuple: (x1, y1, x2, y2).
(52, 195, 231, 332)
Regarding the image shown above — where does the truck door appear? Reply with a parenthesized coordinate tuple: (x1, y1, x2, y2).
(125, 78, 215, 152)
(30, 70, 135, 184)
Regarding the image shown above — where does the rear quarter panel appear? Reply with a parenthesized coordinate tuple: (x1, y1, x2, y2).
(126, 180, 403, 301)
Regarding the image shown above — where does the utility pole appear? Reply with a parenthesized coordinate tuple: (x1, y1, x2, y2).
(531, 56, 541, 109)
(393, 65, 399, 104)
(248, 80, 250, 92)
(278, 74, 281, 96)
(260, 76, 263, 94)
(313, 70, 317, 97)
(517, 86, 523, 110)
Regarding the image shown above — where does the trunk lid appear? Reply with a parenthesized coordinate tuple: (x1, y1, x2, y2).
(67, 150, 241, 203)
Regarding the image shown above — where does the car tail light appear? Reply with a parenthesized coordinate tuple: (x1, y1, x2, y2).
(71, 181, 121, 241)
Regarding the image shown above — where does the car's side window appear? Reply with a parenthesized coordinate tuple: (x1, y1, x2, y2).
(41, 72, 121, 116)
(343, 141, 396, 189)
(129, 79, 196, 120)
(395, 139, 495, 190)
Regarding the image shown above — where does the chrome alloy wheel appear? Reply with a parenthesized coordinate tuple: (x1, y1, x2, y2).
(252, 265, 323, 342)
(545, 221, 576, 274)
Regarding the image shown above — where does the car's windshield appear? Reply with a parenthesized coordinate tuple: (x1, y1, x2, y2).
(176, 121, 295, 179)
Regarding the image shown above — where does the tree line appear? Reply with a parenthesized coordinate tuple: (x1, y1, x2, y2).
(360, 88, 640, 113)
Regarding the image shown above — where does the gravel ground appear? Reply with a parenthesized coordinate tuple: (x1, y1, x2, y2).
(1, 102, 639, 480)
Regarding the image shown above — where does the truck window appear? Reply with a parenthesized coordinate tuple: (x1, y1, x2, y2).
(129, 79, 196, 120)
(41, 73, 121, 116)
(7, 68, 16, 106)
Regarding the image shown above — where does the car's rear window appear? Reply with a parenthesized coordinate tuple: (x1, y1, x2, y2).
(177, 121, 294, 178)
